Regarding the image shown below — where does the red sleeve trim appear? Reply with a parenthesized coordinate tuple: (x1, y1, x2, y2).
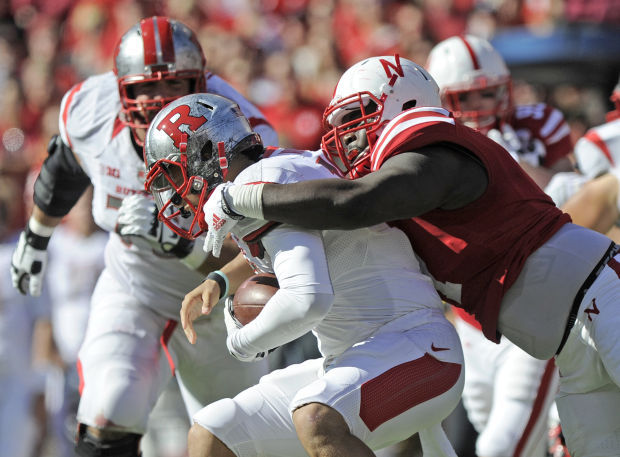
(584, 130, 614, 166)
(61, 82, 84, 149)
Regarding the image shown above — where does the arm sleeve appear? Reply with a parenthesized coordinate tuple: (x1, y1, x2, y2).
(227, 225, 335, 355)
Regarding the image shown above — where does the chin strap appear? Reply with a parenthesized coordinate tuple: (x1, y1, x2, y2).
(217, 141, 228, 180)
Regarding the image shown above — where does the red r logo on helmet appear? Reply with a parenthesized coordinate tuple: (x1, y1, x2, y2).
(156, 105, 208, 148)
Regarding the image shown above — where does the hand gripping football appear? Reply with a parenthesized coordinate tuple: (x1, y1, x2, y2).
(232, 273, 279, 326)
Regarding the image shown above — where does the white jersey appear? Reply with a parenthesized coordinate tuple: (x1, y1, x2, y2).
(574, 118, 620, 180)
(231, 148, 443, 359)
(57, 71, 277, 319)
(46, 226, 107, 364)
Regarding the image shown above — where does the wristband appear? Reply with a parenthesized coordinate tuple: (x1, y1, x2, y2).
(206, 270, 229, 299)
(226, 183, 265, 219)
(26, 217, 54, 249)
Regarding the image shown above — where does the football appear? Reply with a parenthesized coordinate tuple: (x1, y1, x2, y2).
(232, 273, 279, 326)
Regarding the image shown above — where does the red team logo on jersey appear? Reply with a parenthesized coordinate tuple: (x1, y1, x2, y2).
(156, 104, 208, 148)
(584, 299, 600, 321)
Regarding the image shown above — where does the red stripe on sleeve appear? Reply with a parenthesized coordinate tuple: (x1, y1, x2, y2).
(61, 82, 84, 149)
(77, 358, 85, 395)
(584, 130, 614, 166)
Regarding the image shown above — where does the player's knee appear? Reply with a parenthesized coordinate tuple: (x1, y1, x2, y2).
(75, 424, 142, 456)
(81, 373, 151, 429)
(293, 402, 349, 448)
(187, 423, 231, 457)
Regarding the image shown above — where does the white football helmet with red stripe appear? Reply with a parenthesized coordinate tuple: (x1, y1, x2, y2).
(114, 16, 206, 145)
(321, 54, 441, 174)
(426, 35, 512, 132)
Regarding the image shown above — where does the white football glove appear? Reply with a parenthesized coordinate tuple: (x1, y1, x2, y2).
(488, 124, 545, 168)
(11, 228, 50, 296)
(203, 183, 244, 258)
(487, 125, 521, 163)
(519, 137, 546, 168)
(115, 194, 194, 258)
(223, 296, 267, 362)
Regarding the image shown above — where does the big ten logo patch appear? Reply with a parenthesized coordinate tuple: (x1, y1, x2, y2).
(101, 164, 120, 178)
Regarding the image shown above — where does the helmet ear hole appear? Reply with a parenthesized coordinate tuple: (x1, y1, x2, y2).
(402, 100, 417, 111)
(200, 140, 213, 162)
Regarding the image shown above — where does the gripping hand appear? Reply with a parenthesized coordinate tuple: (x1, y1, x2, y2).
(116, 194, 194, 258)
(223, 297, 267, 362)
(203, 183, 244, 258)
(488, 124, 545, 167)
(11, 225, 51, 296)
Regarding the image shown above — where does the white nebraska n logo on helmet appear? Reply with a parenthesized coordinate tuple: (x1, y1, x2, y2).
(379, 54, 404, 87)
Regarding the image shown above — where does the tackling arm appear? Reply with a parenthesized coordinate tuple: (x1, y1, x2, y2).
(259, 145, 488, 229)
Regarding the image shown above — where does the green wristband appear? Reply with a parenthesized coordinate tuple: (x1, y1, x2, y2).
(206, 270, 229, 299)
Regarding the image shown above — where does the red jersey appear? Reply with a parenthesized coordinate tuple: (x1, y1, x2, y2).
(507, 103, 573, 168)
(369, 107, 571, 342)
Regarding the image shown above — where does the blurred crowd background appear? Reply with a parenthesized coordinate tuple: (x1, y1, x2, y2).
(1, 1, 619, 456)
(2, 0, 620, 231)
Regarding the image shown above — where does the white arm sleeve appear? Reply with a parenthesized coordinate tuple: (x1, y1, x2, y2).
(228, 225, 335, 356)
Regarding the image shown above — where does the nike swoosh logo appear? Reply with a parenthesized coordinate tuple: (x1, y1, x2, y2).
(431, 343, 450, 352)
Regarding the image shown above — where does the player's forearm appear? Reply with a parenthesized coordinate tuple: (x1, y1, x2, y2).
(220, 251, 255, 295)
(31, 206, 63, 229)
(261, 178, 396, 230)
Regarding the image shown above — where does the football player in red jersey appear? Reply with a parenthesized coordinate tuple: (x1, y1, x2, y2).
(426, 35, 566, 457)
(426, 35, 575, 194)
(200, 55, 620, 457)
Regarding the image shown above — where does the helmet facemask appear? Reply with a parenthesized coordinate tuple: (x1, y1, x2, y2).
(321, 93, 384, 174)
(119, 74, 204, 146)
(144, 147, 210, 240)
(442, 78, 512, 132)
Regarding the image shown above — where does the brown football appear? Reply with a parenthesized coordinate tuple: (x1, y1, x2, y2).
(232, 273, 279, 326)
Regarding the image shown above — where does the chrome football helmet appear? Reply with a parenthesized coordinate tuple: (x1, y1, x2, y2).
(114, 16, 206, 146)
(321, 54, 441, 174)
(144, 93, 262, 239)
(426, 35, 512, 132)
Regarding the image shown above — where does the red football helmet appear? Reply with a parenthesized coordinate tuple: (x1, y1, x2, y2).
(114, 16, 206, 146)
(426, 35, 513, 132)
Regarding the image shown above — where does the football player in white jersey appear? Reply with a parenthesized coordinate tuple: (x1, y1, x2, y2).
(10, 17, 276, 456)
(143, 93, 465, 457)
(425, 35, 565, 457)
(562, 77, 620, 238)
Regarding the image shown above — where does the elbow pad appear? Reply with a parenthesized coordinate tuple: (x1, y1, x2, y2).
(33, 135, 91, 217)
